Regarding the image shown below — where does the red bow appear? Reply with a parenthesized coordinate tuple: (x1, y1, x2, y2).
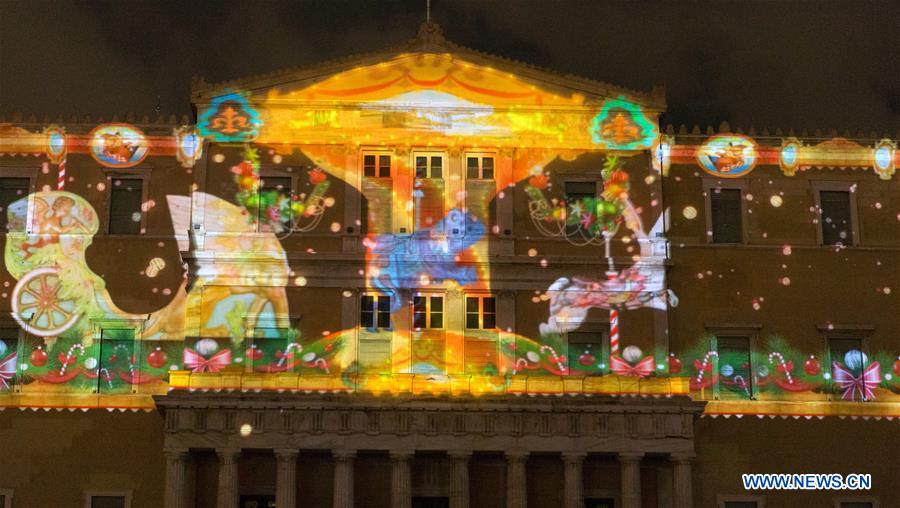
(183, 348, 232, 373)
(832, 362, 881, 401)
(0, 352, 16, 389)
(610, 355, 655, 378)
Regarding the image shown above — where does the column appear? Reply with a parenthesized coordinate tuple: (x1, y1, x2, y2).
(448, 451, 472, 508)
(332, 450, 356, 508)
(618, 452, 643, 508)
(562, 452, 586, 508)
(671, 453, 695, 508)
(390, 450, 413, 508)
(164, 448, 189, 508)
(216, 448, 240, 508)
(505, 451, 528, 508)
(275, 449, 299, 508)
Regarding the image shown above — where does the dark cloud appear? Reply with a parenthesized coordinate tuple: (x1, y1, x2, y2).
(1, 0, 897, 133)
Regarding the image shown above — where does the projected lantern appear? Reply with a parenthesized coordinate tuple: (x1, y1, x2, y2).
(780, 137, 802, 176)
(174, 126, 203, 168)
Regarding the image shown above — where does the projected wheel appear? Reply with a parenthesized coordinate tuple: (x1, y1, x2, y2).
(11, 267, 79, 337)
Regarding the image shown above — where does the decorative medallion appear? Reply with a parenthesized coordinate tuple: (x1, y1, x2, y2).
(779, 137, 802, 176)
(872, 139, 896, 180)
(589, 97, 658, 150)
(88, 124, 149, 168)
(174, 126, 203, 168)
(696, 135, 758, 178)
(197, 92, 262, 142)
(43, 125, 67, 164)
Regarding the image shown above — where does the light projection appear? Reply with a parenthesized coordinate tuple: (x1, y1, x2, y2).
(696, 134, 758, 177)
(197, 91, 262, 142)
(0, 51, 897, 417)
(589, 97, 658, 150)
(88, 124, 150, 168)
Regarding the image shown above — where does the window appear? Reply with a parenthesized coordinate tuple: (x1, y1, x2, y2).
(98, 327, 138, 394)
(710, 188, 743, 243)
(828, 336, 870, 400)
(361, 294, 391, 329)
(364, 154, 392, 178)
(715, 336, 753, 400)
(0, 177, 30, 231)
(564, 181, 596, 236)
(567, 330, 608, 375)
(258, 174, 294, 230)
(84, 491, 131, 508)
(413, 295, 443, 329)
(819, 190, 854, 245)
(415, 155, 443, 179)
(717, 494, 765, 508)
(564, 181, 596, 202)
(466, 156, 494, 180)
(0, 327, 20, 390)
(108, 177, 145, 235)
(466, 296, 496, 329)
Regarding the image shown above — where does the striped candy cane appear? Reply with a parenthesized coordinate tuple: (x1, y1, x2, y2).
(57, 157, 66, 190)
(609, 308, 619, 355)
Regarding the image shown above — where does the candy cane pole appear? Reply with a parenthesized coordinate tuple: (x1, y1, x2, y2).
(602, 230, 620, 356)
(57, 157, 66, 190)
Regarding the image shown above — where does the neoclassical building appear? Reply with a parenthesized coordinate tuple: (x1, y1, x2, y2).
(0, 22, 897, 508)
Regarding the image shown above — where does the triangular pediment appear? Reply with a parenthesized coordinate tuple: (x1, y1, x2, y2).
(194, 23, 662, 150)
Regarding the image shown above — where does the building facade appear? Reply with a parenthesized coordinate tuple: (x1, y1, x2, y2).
(0, 23, 897, 508)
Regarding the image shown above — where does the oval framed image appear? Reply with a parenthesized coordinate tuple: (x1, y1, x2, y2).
(88, 123, 150, 168)
(696, 134, 758, 178)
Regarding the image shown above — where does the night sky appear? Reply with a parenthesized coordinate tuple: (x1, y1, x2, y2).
(1, 0, 897, 134)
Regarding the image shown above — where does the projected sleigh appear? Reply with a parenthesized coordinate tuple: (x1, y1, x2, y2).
(4, 192, 291, 382)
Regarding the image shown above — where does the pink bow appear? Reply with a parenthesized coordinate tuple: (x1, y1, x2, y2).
(832, 361, 881, 401)
(610, 355, 655, 378)
(183, 348, 232, 373)
(0, 352, 16, 390)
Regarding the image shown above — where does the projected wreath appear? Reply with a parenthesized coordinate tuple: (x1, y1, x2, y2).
(232, 146, 332, 237)
(524, 155, 629, 246)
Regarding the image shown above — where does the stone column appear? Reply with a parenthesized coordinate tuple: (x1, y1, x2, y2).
(562, 452, 586, 508)
(505, 451, 528, 508)
(449, 451, 472, 508)
(216, 448, 240, 508)
(164, 448, 189, 508)
(332, 450, 356, 508)
(618, 452, 643, 508)
(671, 453, 695, 508)
(390, 450, 414, 508)
(275, 449, 299, 508)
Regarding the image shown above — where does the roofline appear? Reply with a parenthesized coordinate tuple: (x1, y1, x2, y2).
(192, 22, 666, 110)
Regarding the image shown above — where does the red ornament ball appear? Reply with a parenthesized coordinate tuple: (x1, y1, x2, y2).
(30, 348, 48, 367)
(245, 347, 263, 361)
(668, 354, 683, 374)
(804, 357, 821, 376)
(147, 348, 168, 369)
(578, 353, 596, 366)
(893, 358, 900, 377)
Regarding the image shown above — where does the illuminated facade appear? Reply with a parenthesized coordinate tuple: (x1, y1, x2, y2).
(0, 22, 897, 508)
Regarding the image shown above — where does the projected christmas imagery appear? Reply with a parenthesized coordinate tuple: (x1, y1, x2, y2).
(0, 51, 898, 413)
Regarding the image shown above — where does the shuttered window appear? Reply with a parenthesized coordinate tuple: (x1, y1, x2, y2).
(710, 188, 743, 243)
(820, 190, 854, 245)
